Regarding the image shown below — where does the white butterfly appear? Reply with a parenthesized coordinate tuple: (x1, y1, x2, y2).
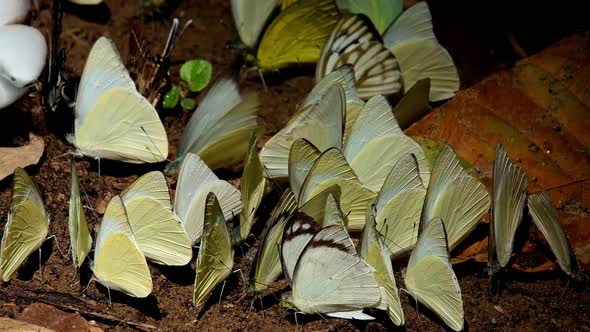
(405, 217, 464, 331)
(527, 192, 585, 280)
(488, 145, 527, 276)
(173, 153, 242, 245)
(421, 145, 490, 251)
(383, 2, 460, 101)
(68, 37, 168, 163)
(281, 213, 381, 319)
(171, 77, 259, 172)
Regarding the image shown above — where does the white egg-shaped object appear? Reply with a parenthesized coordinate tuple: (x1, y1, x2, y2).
(0, 0, 31, 26)
(0, 24, 47, 88)
(0, 75, 26, 109)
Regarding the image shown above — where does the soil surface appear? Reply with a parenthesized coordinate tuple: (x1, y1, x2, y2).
(0, 0, 589, 331)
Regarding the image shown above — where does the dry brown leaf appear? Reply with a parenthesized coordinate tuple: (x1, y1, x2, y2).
(0, 133, 44, 181)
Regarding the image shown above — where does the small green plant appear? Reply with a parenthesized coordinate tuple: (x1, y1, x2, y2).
(162, 59, 213, 110)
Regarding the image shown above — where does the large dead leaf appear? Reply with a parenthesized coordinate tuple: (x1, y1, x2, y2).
(0, 133, 44, 181)
(407, 31, 590, 271)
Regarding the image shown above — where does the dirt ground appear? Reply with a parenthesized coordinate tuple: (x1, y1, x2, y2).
(0, 0, 589, 331)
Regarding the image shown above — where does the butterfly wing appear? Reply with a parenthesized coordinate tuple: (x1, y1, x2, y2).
(121, 174, 192, 266)
(247, 188, 297, 292)
(231, 0, 281, 48)
(291, 225, 381, 314)
(390, 39, 459, 102)
(288, 138, 321, 199)
(489, 145, 527, 274)
(316, 15, 401, 99)
(256, 0, 340, 70)
(405, 218, 464, 331)
(69, 159, 92, 268)
(73, 87, 168, 163)
(0, 168, 49, 281)
(260, 84, 344, 179)
(382, 2, 435, 48)
(174, 154, 242, 245)
(527, 192, 582, 279)
(344, 95, 429, 191)
(280, 213, 321, 284)
(92, 196, 152, 298)
(75, 37, 136, 130)
(421, 145, 490, 250)
(175, 77, 259, 170)
(299, 185, 341, 225)
(375, 154, 425, 258)
(193, 193, 234, 308)
(236, 134, 267, 243)
(336, 0, 403, 34)
(299, 148, 376, 230)
(359, 207, 404, 325)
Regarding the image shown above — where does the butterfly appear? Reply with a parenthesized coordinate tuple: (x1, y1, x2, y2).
(336, 0, 403, 34)
(298, 147, 376, 231)
(92, 195, 152, 298)
(316, 15, 402, 99)
(168, 76, 259, 173)
(69, 159, 92, 268)
(230, 0, 281, 49)
(359, 205, 404, 325)
(68, 36, 168, 164)
(527, 192, 585, 280)
(260, 84, 344, 179)
(127, 18, 179, 107)
(247, 188, 297, 293)
(382, 2, 460, 101)
(488, 145, 527, 276)
(173, 153, 242, 245)
(420, 145, 490, 251)
(120, 171, 192, 266)
(234, 134, 267, 244)
(0, 168, 50, 282)
(374, 153, 426, 259)
(405, 217, 464, 331)
(193, 193, 235, 308)
(281, 212, 381, 319)
(254, 0, 341, 71)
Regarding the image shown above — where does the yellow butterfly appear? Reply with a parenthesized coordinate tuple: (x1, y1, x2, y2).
(0, 168, 50, 282)
(254, 0, 341, 71)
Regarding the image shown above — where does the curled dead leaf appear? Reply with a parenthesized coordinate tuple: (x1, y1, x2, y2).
(0, 133, 44, 181)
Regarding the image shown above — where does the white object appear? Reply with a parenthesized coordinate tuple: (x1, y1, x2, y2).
(0, 76, 25, 109)
(0, 0, 31, 26)
(0, 24, 47, 88)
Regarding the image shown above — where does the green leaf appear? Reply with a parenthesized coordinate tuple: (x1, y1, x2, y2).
(181, 98, 196, 110)
(180, 59, 213, 92)
(162, 85, 180, 109)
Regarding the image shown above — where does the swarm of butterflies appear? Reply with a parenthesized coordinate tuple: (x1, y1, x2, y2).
(0, 0, 585, 331)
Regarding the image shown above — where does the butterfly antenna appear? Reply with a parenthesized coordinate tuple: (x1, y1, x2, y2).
(47, 234, 66, 258)
(38, 247, 44, 283)
(178, 19, 193, 40)
(161, 18, 180, 59)
(530, 177, 590, 194)
(257, 69, 268, 92)
(218, 280, 227, 304)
